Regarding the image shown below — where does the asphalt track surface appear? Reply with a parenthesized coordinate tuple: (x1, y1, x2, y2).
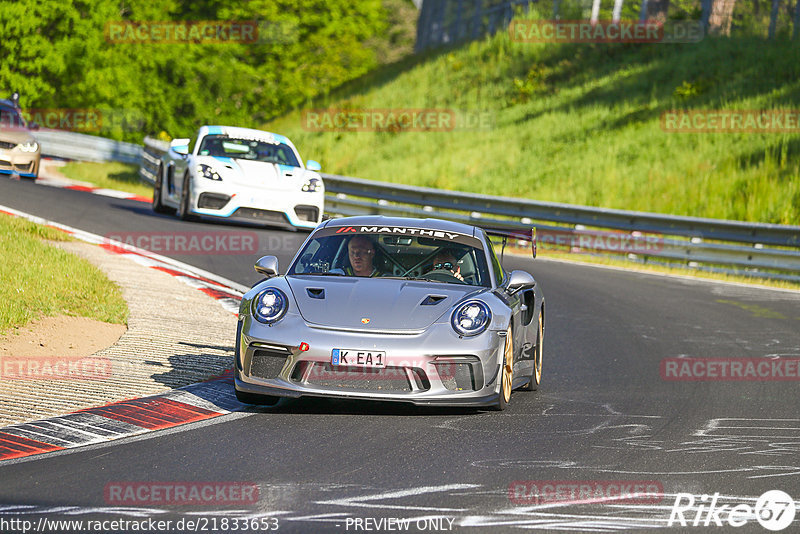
(1, 176, 799, 533)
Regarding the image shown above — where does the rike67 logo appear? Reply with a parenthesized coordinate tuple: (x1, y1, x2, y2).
(668, 490, 796, 531)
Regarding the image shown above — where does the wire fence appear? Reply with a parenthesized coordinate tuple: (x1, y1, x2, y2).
(415, 0, 800, 50)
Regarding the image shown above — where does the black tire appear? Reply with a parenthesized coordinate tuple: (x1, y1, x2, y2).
(522, 311, 543, 391)
(492, 326, 514, 411)
(235, 388, 280, 406)
(177, 174, 196, 221)
(152, 164, 172, 214)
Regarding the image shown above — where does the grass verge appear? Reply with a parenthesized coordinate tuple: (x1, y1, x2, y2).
(0, 213, 128, 335)
(266, 10, 800, 225)
(60, 161, 152, 199)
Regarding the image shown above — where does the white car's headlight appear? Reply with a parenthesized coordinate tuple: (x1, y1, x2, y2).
(18, 142, 38, 153)
(301, 177, 321, 192)
(451, 300, 491, 337)
(252, 288, 288, 324)
(197, 164, 222, 181)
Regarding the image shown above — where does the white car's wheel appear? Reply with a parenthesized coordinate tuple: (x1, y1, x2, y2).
(178, 174, 196, 221)
(152, 164, 172, 214)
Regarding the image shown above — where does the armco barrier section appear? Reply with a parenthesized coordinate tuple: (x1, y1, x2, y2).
(35, 129, 142, 165)
(129, 136, 798, 283)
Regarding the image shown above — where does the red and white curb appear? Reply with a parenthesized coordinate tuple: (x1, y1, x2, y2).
(0, 371, 247, 462)
(0, 206, 255, 462)
(0, 204, 248, 314)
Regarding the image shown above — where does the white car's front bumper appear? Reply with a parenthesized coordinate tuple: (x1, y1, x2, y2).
(190, 179, 324, 229)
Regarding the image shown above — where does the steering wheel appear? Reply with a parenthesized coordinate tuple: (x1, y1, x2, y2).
(424, 269, 467, 284)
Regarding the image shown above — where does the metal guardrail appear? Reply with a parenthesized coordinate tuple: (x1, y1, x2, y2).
(34, 129, 142, 165)
(136, 136, 800, 282)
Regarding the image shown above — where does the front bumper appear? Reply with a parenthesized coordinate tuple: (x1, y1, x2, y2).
(190, 179, 323, 229)
(234, 313, 506, 407)
(0, 147, 40, 178)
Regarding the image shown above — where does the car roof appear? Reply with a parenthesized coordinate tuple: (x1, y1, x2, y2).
(321, 215, 479, 238)
(198, 125, 293, 147)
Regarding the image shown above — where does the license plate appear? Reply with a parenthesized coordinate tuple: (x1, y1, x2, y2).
(331, 349, 386, 368)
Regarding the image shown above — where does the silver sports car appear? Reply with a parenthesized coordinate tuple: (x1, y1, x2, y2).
(234, 216, 544, 410)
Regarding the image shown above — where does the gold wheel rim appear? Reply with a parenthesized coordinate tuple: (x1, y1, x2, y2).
(502, 327, 513, 403)
(535, 315, 543, 383)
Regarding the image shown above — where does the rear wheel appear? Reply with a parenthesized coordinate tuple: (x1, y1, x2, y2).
(152, 164, 171, 214)
(522, 311, 543, 391)
(493, 326, 514, 410)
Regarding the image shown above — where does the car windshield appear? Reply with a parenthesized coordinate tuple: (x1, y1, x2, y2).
(197, 135, 300, 166)
(288, 226, 492, 287)
(0, 106, 27, 129)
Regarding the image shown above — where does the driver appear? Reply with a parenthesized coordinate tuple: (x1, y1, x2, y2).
(344, 236, 382, 277)
(429, 249, 464, 281)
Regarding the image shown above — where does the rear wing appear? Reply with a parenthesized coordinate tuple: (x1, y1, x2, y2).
(483, 227, 537, 260)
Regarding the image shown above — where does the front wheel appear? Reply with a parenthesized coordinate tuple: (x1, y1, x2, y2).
(177, 174, 196, 221)
(152, 164, 172, 214)
(493, 326, 514, 410)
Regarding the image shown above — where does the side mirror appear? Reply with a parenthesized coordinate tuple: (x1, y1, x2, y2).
(170, 138, 190, 156)
(254, 255, 279, 277)
(506, 270, 535, 294)
(306, 159, 321, 171)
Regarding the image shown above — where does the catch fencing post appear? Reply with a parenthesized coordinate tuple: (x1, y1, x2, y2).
(612, 0, 624, 22)
(591, 0, 602, 24)
(639, 0, 649, 21)
(700, 0, 712, 32)
(768, 0, 780, 39)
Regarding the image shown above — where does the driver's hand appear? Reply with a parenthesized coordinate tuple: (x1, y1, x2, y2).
(453, 268, 464, 281)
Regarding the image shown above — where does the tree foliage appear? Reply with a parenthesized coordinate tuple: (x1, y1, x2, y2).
(0, 0, 403, 141)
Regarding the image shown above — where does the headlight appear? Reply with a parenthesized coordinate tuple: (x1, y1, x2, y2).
(301, 177, 321, 192)
(252, 288, 288, 324)
(197, 164, 222, 181)
(18, 142, 38, 153)
(451, 300, 491, 337)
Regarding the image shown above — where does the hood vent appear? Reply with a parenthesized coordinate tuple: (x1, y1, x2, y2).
(306, 288, 325, 299)
(420, 295, 447, 306)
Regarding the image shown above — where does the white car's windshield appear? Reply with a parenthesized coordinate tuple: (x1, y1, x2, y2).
(289, 226, 492, 287)
(197, 135, 300, 166)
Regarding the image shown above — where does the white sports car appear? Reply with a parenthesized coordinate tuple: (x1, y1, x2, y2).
(153, 125, 324, 229)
